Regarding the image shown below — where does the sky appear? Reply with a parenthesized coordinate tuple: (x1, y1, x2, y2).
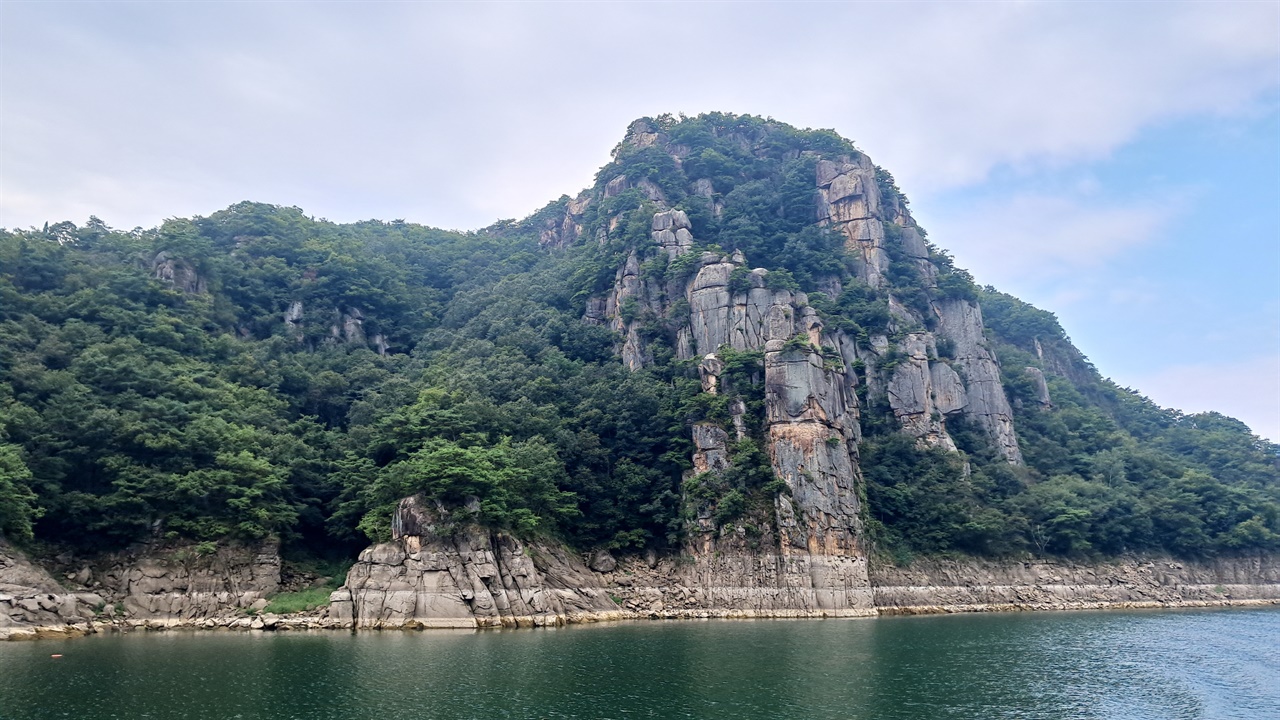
(2, 1, 1278, 440)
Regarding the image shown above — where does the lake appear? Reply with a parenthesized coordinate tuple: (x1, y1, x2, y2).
(1, 607, 1277, 719)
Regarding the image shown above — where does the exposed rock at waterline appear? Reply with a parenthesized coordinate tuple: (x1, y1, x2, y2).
(330, 497, 620, 629)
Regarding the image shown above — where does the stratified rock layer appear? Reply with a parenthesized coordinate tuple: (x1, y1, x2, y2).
(1, 540, 100, 639)
(331, 497, 620, 629)
(935, 299, 1023, 462)
(2, 539, 281, 639)
(106, 542, 281, 623)
(871, 555, 1280, 612)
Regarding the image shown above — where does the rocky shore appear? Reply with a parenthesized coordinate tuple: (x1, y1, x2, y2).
(6, 512, 1279, 641)
(1, 537, 295, 641)
(5, 533, 1278, 640)
(870, 555, 1280, 615)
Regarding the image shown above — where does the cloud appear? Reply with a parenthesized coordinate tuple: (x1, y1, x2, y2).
(1, 2, 1277, 231)
(1117, 355, 1280, 442)
(847, 3, 1280, 192)
(920, 192, 1176, 288)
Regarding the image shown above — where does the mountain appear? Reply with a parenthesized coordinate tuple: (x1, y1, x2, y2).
(1, 112, 1276, 604)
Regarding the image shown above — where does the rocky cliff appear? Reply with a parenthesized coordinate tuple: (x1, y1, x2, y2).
(338, 117, 1269, 627)
(332, 496, 620, 628)
(1, 539, 281, 639)
(280, 116, 1277, 631)
(573, 121, 1027, 612)
(871, 555, 1280, 613)
(1, 540, 102, 639)
(332, 532, 1280, 628)
(337, 120, 1041, 625)
(578, 120, 1023, 461)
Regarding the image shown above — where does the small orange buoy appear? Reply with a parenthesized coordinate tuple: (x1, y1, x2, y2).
(51, 654, 62, 658)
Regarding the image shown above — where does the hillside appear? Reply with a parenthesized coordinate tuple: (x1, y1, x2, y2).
(1, 112, 1277, 572)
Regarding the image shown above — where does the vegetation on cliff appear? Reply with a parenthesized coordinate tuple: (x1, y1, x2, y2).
(1, 113, 1276, 563)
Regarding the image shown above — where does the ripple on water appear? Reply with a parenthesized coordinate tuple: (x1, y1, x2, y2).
(1, 608, 1276, 720)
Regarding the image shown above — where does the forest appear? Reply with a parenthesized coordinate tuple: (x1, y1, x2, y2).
(1, 113, 1276, 567)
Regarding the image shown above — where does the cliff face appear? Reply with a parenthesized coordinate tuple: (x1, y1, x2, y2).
(1, 539, 281, 639)
(579, 121, 1023, 464)
(333, 119, 1034, 624)
(1, 540, 100, 639)
(321, 117, 1277, 630)
(332, 496, 620, 628)
(584, 219, 875, 613)
(575, 121, 1026, 612)
(871, 555, 1280, 612)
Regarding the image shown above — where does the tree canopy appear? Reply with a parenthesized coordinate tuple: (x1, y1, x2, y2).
(2, 113, 1275, 564)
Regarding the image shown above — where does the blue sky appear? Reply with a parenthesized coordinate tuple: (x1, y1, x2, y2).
(2, 1, 1277, 439)
(918, 108, 1280, 440)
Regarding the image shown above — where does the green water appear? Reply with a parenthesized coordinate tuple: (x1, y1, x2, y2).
(1, 608, 1277, 719)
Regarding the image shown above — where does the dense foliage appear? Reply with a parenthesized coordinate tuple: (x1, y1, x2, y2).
(1, 113, 1275, 565)
(0, 204, 701, 556)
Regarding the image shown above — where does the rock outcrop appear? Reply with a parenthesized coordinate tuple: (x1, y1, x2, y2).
(331, 497, 620, 629)
(151, 251, 207, 294)
(537, 193, 591, 249)
(596, 250, 651, 370)
(934, 299, 1023, 462)
(652, 208, 694, 259)
(1025, 366, 1052, 407)
(1, 539, 281, 639)
(763, 340, 863, 558)
(279, 301, 389, 354)
(687, 260, 803, 354)
(1, 540, 102, 640)
(331, 307, 367, 346)
(810, 145, 1025, 462)
(871, 555, 1280, 613)
(885, 333, 959, 450)
(98, 541, 281, 623)
(284, 300, 304, 339)
(816, 157, 886, 288)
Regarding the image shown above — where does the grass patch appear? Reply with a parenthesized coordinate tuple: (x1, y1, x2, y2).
(263, 586, 334, 615)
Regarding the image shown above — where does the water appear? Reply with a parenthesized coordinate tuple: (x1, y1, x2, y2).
(1, 608, 1277, 719)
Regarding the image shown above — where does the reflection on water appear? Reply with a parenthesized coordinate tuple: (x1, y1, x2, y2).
(1, 607, 1276, 719)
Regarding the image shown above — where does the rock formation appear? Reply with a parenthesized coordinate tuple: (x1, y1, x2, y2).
(871, 555, 1280, 612)
(1, 539, 280, 639)
(652, 208, 695, 260)
(816, 156, 887, 288)
(284, 300, 305, 339)
(101, 541, 281, 623)
(885, 332, 959, 451)
(1025, 366, 1052, 407)
(151, 251, 207, 294)
(331, 497, 620, 628)
(934, 299, 1023, 462)
(1, 540, 102, 639)
(591, 204, 876, 615)
(537, 193, 591, 249)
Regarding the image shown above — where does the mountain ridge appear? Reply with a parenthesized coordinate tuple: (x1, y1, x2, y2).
(0, 112, 1275, 577)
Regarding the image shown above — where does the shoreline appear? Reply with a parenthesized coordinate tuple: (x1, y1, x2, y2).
(6, 596, 1278, 641)
(7, 543, 1279, 641)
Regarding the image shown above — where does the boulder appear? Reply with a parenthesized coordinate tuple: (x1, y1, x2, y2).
(589, 550, 618, 574)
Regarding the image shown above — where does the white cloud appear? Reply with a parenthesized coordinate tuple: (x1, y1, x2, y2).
(2, 2, 1277, 230)
(850, 3, 1280, 193)
(920, 192, 1175, 288)
(0, 2, 1275, 444)
(1117, 355, 1280, 442)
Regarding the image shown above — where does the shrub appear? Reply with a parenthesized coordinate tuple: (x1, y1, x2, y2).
(262, 586, 334, 615)
(728, 266, 753, 296)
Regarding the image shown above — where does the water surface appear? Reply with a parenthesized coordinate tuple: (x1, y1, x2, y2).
(1, 607, 1276, 719)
